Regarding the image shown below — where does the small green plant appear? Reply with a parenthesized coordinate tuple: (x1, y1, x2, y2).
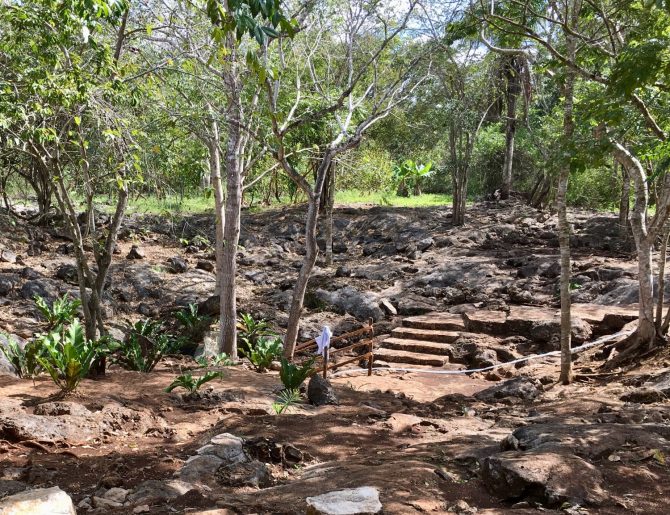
(196, 352, 234, 367)
(110, 319, 181, 372)
(0, 336, 45, 379)
(165, 371, 223, 393)
(237, 313, 277, 356)
(279, 357, 315, 390)
(35, 319, 99, 393)
(272, 388, 301, 415)
(242, 337, 283, 372)
(34, 294, 81, 329)
(176, 303, 211, 329)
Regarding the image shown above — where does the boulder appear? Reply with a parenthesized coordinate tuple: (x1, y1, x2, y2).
(308, 375, 338, 406)
(126, 480, 194, 506)
(126, 245, 145, 260)
(620, 387, 666, 404)
(0, 480, 28, 500)
(167, 256, 188, 274)
(216, 460, 271, 488)
(475, 377, 541, 404)
(0, 248, 17, 264)
(197, 433, 248, 464)
(0, 486, 75, 514)
(179, 455, 225, 485)
(500, 422, 670, 459)
(20, 280, 58, 301)
(54, 264, 78, 284)
(316, 287, 383, 322)
(196, 260, 214, 272)
(480, 451, 608, 506)
(0, 275, 17, 297)
(306, 486, 382, 515)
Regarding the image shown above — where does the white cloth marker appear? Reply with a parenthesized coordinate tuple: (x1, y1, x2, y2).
(315, 326, 332, 356)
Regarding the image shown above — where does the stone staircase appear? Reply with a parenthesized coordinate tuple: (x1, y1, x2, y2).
(374, 313, 465, 367)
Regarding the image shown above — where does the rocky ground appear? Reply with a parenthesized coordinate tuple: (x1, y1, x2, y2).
(0, 199, 669, 513)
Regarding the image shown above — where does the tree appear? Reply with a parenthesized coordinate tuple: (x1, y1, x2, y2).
(0, 0, 136, 356)
(264, 0, 425, 358)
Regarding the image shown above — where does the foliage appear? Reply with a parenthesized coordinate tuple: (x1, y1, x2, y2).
(110, 319, 181, 372)
(0, 335, 40, 379)
(242, 337, 283, 372)
(279, 357, 315, 390)
(237, 313, 277, 356)
(392, 160, 434, 197)
(164, 371, 223, 393)
(196, 352, 235, 367)
(34, 319, 99, 393)
(272, 388, 301, 415)
(176, 304, 208, 328)
(34, 294, 81, 330)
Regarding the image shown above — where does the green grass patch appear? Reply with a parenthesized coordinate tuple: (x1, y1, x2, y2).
(335, 190, 454, 207)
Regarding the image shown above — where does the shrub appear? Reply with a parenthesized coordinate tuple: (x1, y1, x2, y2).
(35, 319, 99, 393)
(1, 335, 33, 378)
(237, 313, 277, 356)
(34, 294, 81, 329)
(279, 357, 315, 390)
(165, 371, 223, 393)
(110, 319, 181, 372)
(242, 337, 283, 372)
(175, 303, 211, 329)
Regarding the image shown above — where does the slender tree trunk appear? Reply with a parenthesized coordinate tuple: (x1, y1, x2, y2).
(217, 36, 244, 359)
(324, 161, 335, 266)
(283, 154, 334, 358)
(558, 8, 578, 385)
(205, 113, 225, 300)
(656, 226, 670, 333)
(614, 143, 658, 346)
(501, 58, 519, 200)
(619, 160, 630, 235)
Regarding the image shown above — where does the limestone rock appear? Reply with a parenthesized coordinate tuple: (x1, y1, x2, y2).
(308, 375, 338, 406)
(480, 451, 608, 506)
(306, 486, 382, 515)
(167, 256, 188, 273)
(0, 486, 75, 515)
(316, 287, 383, 322)
(0, 248, 17, 264)
(126, 245, 145, 260)
(197, 433, 248, 464)
(475, 377, 541, 404)
(179, 455, 224, 485)
(126, 480, 194, 506)
(620, 387, 666, 404)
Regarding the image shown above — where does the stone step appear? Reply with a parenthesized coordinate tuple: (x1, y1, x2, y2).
(383, 337, 453, 355)
(391, 327, 460, 343)
(402, 314, 465, 332)
(373, 348, 448, 367)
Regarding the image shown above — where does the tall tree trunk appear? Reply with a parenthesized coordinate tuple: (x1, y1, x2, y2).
(656, 226, 670, 333)
(283, 154, 334, 358)
(323, 161, 335, 266)
(618, 160, 630, 236)
(613, 143, 658, 347)
(205, 110, 225, 306)
(558, 6, 578, 385)
(501, 57, 520, 200)
(218, 36, 244, 359)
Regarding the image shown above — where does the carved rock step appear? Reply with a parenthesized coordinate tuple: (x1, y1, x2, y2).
(373, 348, 448, 367)
(382, 338, 453, 356)
(402, 314, 465, 332)
(391, 327, 460, 343)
